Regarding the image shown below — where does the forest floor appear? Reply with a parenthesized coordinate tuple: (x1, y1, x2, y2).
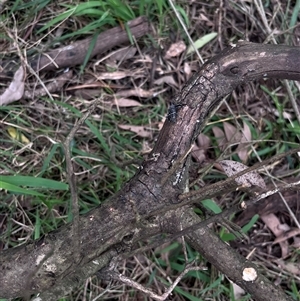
(1, 0, 300, 300)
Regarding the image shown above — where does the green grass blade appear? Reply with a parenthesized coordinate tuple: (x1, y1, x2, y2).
(37, 1, 111, 34)
(40, 143, 60, 176)
(80, 32, 99, 74)
(10, 0, 22, 12)
(124, 22, 134, 45)
(1, 176, 68, 190)
(173, 286, 204, 301)
(37, 7, 77, 33)
(0, 181, 45, 196)
(175, 5, 189, 27)
(85, 120, 110, 155)
(34, 210, 41, 240)
(186, 32, 218, 55)
(202, 199, 222, 214)
(290, 0, 300, 28)
(221, 214, 259, 242)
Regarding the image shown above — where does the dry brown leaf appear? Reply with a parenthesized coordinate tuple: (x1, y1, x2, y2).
(237, 148, 248, 163)
(261, 213, 288, 258)
(116, 88, 154, 98)
(109, 47, 137, 62)
(192, 134, 211, 163)
(154, 75, 178, 87)
(241, 121, 252, 141)
(277, 260, 300, 275)
(97, 69, 143, 80)
(118, 124, 152, 138)
(212, 126, 226, 151)
(261, 213, 284, 237)
(192, 147, 206, 163)
(96, 71, 128, 80)
(0, 66, 25, 105)
(66, 81, 123, 90)
(198, 13, 215, 26)
(74, 89, 101, 99)
(114, 98, 142, 107)
(165, 41, 186, 59)
(183, 62, 192, 79)
(265, 106, 292, 119)
(273, 228, 300, 245)
(236, 121, 252, 162)
(219, 160, 266, 189)
(292, 236, 300, 248)
(134, 54, 153, 64)
(224, 121, 241, 144)
(197, 133, 211, 149)
(231, 282, 245, 300)
(24, 70, 73, 99)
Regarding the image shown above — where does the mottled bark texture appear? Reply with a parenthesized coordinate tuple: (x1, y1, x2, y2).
(1, 42, 300, 301)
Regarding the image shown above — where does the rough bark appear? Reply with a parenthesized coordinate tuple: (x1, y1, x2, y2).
(163, 208, 292, 301)
(1, 42, 300, 301)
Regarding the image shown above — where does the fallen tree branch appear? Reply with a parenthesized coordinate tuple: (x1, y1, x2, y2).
(1, 42, 300, 301)
(172, 208, 291, 301)
(0, 16, 150, 76)
(0, 16, 150, 103)
(132, 177, 300, 257)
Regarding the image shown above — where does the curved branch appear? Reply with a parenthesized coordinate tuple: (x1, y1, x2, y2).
(0, 42, 300, 300)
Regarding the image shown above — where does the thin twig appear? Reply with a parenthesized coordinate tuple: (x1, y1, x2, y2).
(107, 261, 204, 301)
(61, 98, 102, 264)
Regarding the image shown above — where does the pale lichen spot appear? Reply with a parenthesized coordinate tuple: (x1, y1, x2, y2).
(43, 262, 57, 273)
(36, 254, 45, 266)
(242, 267, 257, 282)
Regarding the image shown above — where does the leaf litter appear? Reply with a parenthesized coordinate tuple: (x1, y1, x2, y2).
(0, 65, 25, 106)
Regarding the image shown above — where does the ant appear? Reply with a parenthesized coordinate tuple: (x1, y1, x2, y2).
(167, 103, 184, 123)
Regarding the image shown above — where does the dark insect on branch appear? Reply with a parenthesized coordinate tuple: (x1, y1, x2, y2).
(167, 103, 184, 122)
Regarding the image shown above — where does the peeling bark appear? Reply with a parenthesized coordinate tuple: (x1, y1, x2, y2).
(1, 42, 300, 301)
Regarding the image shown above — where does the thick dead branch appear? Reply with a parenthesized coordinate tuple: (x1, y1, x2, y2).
(165, 208, 291, 301)
(1, 42, 300, 301)
(0, 16, 150, 103)
(0, 16, 150, 76)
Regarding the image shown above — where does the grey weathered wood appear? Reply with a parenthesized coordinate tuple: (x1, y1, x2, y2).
(0, 16, 149, 77)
